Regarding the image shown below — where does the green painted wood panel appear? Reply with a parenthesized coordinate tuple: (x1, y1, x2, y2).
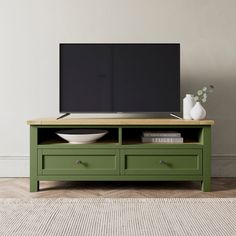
(29, 124, 212, 192)
(38, 149, 119, 176)
(38, 143, 120, 149)
(30, 126, 39, 192)
(38, 175, 203, 181)
(120, 143, 203, 149)
(201, 126, 211, 192)
(38, 143, 202, 149)
(121, 149, 202, 175)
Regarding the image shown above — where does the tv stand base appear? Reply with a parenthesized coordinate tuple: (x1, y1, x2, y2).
(27, 118, 214, 192)
(56, 113, 71, 120)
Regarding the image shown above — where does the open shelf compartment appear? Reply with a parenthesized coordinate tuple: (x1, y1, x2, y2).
(121, 127, 203, 145)
(37, 127, 119, 145)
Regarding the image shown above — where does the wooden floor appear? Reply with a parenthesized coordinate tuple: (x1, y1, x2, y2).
(0, 178, 235, 198)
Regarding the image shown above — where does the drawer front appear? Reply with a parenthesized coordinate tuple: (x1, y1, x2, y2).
(38, 149, 119, 175)
(121, 149, 202, 175)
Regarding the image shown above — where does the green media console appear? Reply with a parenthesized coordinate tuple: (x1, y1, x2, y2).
(27, 118, 214, 192)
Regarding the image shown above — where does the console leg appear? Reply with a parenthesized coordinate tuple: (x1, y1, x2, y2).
(201, 178, 211, 192)
(30, 126, 39, 192)
(30, 180, 39, 192)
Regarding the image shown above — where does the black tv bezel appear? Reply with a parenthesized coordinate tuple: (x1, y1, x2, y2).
(59, 43, 180, 114)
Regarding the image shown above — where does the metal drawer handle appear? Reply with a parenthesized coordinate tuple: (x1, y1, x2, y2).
(160, 160, 167, 165)
(76, 160, 82, 165)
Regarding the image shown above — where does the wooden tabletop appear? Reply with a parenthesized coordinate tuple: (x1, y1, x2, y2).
(27, 118, 214, 125)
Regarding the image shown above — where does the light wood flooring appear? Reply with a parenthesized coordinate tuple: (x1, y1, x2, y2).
(0, 178, 235, 198)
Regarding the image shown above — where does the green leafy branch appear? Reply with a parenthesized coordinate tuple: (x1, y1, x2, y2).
(194, 85, 214, 103)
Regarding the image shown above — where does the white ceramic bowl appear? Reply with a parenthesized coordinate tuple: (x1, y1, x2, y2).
(56, 129, 108, 144)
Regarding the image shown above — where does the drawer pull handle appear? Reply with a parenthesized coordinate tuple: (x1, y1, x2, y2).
(160, 160, 167, 165)
(76, 160, 82, 165)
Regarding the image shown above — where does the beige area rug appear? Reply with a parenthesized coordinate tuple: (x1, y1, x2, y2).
(0, 198, 235, 236)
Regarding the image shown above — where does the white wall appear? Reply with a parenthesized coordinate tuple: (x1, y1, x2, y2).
(0, 0, 236, 176)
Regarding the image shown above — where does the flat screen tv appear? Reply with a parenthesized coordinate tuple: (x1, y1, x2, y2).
(60, 43, 180, 113)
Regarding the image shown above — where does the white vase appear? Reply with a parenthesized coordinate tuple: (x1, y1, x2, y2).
(190, 102, 206, 120)
(183, 94, 195, 120)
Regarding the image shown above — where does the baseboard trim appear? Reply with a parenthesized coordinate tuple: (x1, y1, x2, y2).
(0, 156, 29, 177)
(0, 155, 235, 178)
(212, 154, 236, 160)
(212, 154, 236, 177)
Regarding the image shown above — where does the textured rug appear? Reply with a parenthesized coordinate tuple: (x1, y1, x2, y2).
(0, 198, 235, 236)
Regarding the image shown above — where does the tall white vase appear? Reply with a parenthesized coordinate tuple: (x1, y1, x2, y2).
(190, 102, 206, 120)
(183, 94, 195, 120)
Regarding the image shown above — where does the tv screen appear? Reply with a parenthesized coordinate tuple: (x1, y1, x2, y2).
(60, 43, 180, 113)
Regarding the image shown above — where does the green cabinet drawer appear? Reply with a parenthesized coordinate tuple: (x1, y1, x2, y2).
(121, 149, 202, 175)
(38, 149, 119, 175)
